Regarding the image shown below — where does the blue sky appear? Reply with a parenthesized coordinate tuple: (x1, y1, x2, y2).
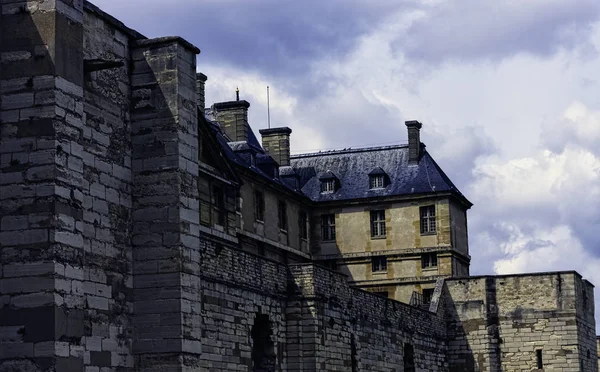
(94, 0, 600, 327)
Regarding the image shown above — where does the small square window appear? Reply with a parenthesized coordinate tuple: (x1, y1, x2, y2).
(369, 175, 385, 189)
(372, 256, 387, 272)
(421, 253, 438, 269)
(370, 210, 386, 238)
(420, 205, 436, 234)
(321, 214, 336, 241)
(321, 179, 336, 193)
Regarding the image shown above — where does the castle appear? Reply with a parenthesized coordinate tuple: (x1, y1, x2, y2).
(0, 1, 597, 371)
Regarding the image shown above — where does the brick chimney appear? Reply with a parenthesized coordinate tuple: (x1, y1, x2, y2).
(211, 99, 250, 142)
(196, 72, 207, 110)
(405, 120, 422, 164)
(259, 127, 292, 166)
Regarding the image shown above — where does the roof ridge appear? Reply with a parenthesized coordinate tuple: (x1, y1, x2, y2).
(291, 143, 409, 159)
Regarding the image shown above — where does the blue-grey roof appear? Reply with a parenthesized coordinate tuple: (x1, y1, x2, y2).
(290, 145, 470, 205)
(203, 114, 469, 206)
(204, 115, 305, 195)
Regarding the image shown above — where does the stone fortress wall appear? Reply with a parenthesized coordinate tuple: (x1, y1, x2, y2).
(0, 1, 597, 371)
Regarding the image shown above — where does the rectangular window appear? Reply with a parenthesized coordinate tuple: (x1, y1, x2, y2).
(420, 205, 436, 234)
(372, 256, 387, 272)
(321, 214, 336, 241)
(278, 200, 287, 231)
(370, 175, 385, 189)
(421, 253, 438, 268)
(254, 190, 264, 222)
(370, 210, 386, 238)
(422, 288, 435, 304)
(323, 259, 338, 271)
(321, 179, 335, 193)
(299, 211, 308, 240)
(536, 350, 543, 369)
(212, 186, 226, 227)
(373, 291, 388, 298)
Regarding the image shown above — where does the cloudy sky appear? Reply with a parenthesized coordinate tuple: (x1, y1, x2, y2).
(94, 0, 600, 326)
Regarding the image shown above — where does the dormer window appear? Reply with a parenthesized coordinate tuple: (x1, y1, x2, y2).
(370, 175, 385, 189)
(368, 167, 388, 189)
(321, 179, 336, 193)
(319, 171, 339, 194)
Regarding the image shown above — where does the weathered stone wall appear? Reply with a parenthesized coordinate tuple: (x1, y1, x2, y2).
(1, 1, 88, 370)
(129, 35, 202, 371)
(287, 264, 448, 371)
(81, 7, 136, 371)
(445, 272, 597, 372)
(597, 337, 600, 371)
(576, 275, 597, 371)
(196, 236, 289, 371)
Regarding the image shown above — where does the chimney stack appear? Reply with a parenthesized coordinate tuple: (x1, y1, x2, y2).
(405, 120, 422, 164)
(259, 127, 292, 166)
(196, 73, 207, 110)
(211, 97, 251, 142)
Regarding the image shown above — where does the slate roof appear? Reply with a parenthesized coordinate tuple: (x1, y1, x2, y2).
(290, 145, 471, 205)
(204, 115, 305, 196)
(204, 114, 469, 206)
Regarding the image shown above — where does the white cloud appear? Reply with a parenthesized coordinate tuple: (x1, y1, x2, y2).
(203, 66, 328, 153)
(542, 101, 600, 155)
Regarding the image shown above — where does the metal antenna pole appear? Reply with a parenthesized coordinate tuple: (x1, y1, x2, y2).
(267, 86, 271, 129)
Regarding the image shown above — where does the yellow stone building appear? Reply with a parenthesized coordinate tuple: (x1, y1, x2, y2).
(205, 97, 472, 307)
(291, 121, 471, 305)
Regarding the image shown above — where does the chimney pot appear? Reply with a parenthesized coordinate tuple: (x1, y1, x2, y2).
(212, 100, 251, 142)
(259, 127, 292, 166)
(196, 73, 207, 110)
(405, 120, 423, 163)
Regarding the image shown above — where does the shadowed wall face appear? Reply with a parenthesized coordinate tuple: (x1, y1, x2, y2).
(1, 1, 88, 370)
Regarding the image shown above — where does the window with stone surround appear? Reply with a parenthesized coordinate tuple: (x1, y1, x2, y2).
(371, 256, 387, 272)
(254, 190, 264, 222)
(370, 210, 386, 238)
(278, 200, 287, 231)
(420, 205, 436, 234)
(299, 211, 308, 240)
(421, 253, 437, 269)
(422, 288, 434, 304)
(321, 214, 336, 241)
(212, 185, 226, 227)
